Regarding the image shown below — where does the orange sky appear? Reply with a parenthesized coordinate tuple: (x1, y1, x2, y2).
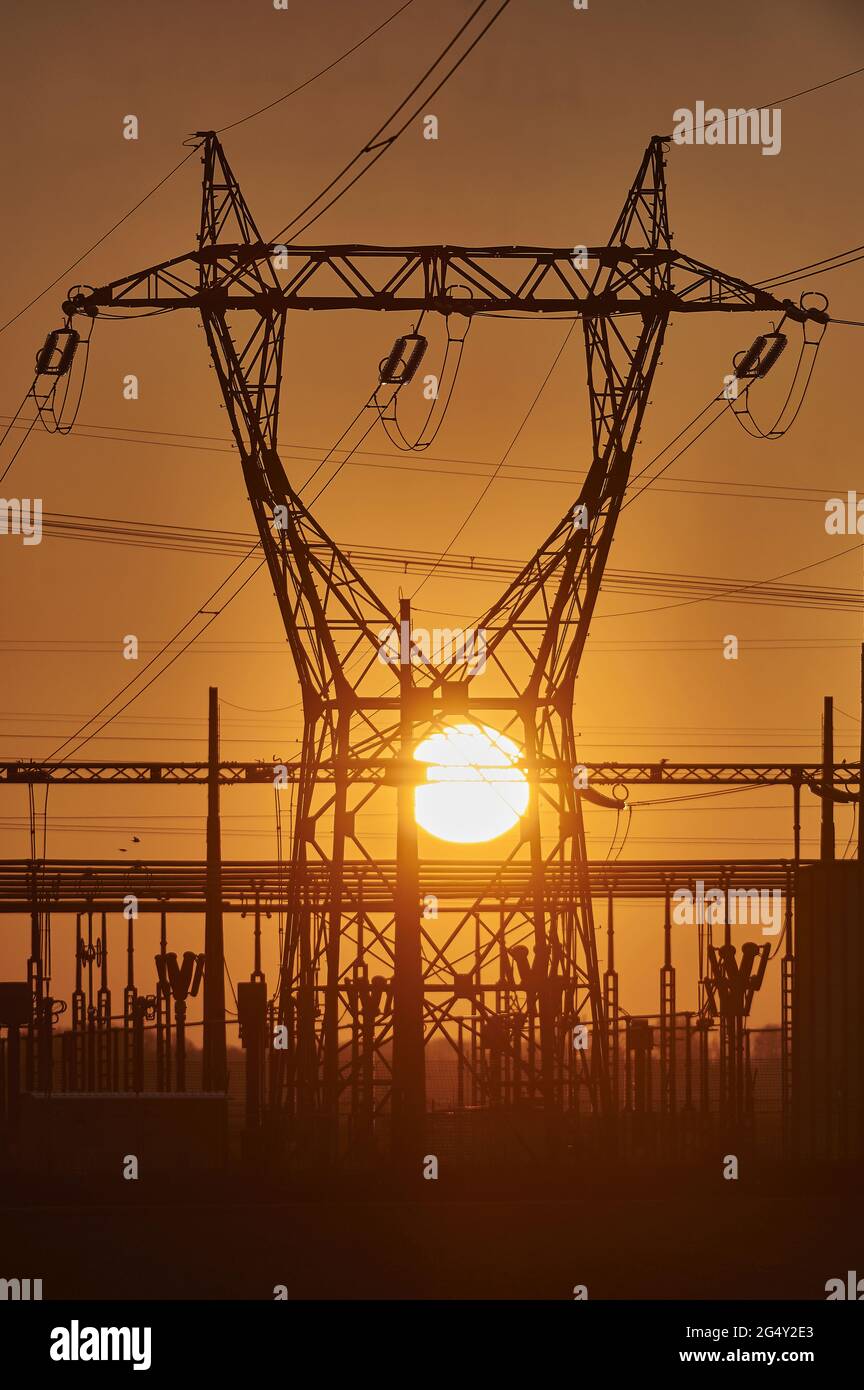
(0, 0, 863, 1019)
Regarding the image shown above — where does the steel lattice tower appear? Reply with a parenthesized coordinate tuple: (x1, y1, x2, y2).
(62, 132, 827, 1167)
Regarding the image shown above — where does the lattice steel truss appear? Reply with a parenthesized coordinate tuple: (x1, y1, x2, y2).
(62, 133, 827, 1165)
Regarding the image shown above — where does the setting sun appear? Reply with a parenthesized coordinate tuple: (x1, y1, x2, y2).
(413, 724, 529, 844)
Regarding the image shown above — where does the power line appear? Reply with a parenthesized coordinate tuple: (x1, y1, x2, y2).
(0, 708, 849, 733)
(270, 0, 513, 244)
(0, 8, 434, 339)
(761, 252, 864, 291)
(622, 395, 723, 503)
(3, 410, 853, 505)
(410, 321, 578, 601)
(690, 62, 864, 138)
(597, 538, 864, 622)
(620, 307, 826, 512)
(0, 151, 196, 338)
(45, 546, 266, 761)
(38, 346, 414, 753)
(756, 242, 864, 289)
(215, 0, 418, 135)
(758, 63, 864, 111)
(0, 388, 40, 486)
(25, 511, 864, 612)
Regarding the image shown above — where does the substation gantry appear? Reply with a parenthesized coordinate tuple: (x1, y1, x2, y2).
(54, 132, 829, 1164)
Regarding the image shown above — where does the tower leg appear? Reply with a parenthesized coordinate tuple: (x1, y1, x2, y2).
(391, 600, 426, 1169)
(203, 687, 227, 1092)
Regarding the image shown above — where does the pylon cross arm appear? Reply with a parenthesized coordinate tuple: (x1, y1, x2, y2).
(63, 245, 807, 320)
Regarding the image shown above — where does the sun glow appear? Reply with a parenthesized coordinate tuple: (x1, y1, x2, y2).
(414, 724, 529, 844)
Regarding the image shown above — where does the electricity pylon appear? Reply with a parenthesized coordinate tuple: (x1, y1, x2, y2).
(62, 132, 827, 1167)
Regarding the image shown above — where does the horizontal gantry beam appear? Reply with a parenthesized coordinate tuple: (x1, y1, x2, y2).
(0, 760, 856, 786)
(0, 857, 804, 912)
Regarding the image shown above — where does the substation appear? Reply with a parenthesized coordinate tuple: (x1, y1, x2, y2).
(0, 132, 861, 1180)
